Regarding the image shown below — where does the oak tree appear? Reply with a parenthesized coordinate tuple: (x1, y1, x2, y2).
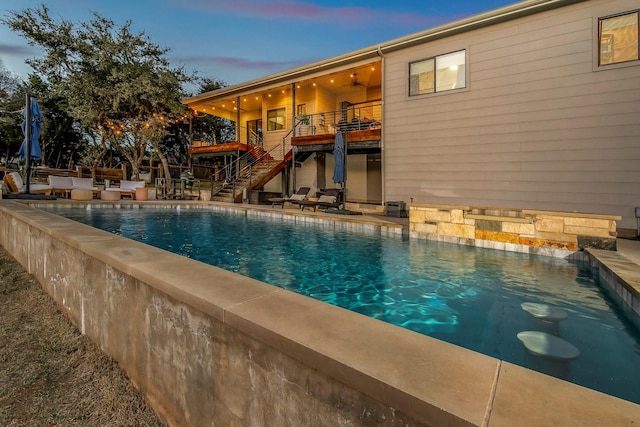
(3, 5, 191, 180)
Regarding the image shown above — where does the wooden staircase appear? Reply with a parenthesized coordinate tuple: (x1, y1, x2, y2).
(210, 148, 292, 203)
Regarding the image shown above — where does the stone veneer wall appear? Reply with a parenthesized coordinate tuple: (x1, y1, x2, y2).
(410, 204, 620, 258)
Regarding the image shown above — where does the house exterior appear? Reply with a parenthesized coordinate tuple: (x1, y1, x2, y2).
(182, 0, 640, 234)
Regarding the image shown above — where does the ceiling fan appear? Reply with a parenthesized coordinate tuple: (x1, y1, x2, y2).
(343, 73, 362, 87)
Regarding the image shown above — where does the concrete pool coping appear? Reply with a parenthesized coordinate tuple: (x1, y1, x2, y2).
(586, 238, 640, 317)
(1, 198, 640, 426)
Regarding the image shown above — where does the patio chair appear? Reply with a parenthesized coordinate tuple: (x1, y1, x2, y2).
(3, 171, 52, 195)
(286, 186, 311, 206)
(269, 186, 311, 208)
(299, 188, 341, 211)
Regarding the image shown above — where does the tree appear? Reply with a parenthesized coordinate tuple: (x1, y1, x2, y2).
(0, 59, 24, 164)
(190, 78, 234, 146)
(0, 59, 20, 101)
(0, 59, 87, 170)
(27, 74, 86, 168)
(3, 5, 192, 180)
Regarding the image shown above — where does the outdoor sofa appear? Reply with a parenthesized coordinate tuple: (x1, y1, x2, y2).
(105, 179, 146, 199)
(48, 175, 99, 199)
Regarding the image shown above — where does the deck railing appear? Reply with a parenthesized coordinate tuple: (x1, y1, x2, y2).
(293, 101, 382, 137)
(195, 102, 383, 146)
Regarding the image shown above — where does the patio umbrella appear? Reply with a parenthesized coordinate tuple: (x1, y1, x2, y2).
(331, 130, 352, 212)
(19, 96, 43, 162)
(332, 130, 345, 185)
(18, 94, 43, 195)
(328, 131, 362, 215)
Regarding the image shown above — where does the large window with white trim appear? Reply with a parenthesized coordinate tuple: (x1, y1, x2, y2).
(599, 11, 639, 66)
(409, 50, 466, 96)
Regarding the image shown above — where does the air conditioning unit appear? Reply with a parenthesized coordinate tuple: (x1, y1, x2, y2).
(385, 201, 407, 218)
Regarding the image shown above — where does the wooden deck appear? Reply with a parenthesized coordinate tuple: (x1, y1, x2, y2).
(292, 129, 382, 154)
(186, 129, 382, 158)
(188, 142, 250, 157)
(291, 129, 381, 147)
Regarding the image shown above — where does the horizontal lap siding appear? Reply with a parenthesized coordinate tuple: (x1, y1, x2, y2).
(383, 0, 640, 229)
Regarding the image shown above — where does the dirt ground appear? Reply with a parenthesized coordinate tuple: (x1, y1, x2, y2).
(0, 246, 165, 427)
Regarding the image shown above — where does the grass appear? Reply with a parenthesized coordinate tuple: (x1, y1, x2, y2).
(0, 246, 164, 427)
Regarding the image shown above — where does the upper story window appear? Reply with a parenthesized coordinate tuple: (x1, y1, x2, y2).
(409, 50, 466, 96)
(599, 11, 639, 66)
(267, 107, 286, 131)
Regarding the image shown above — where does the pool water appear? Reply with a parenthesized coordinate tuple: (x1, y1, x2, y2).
(46, 207, 640, 404)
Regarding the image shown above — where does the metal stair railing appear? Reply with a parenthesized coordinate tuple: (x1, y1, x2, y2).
(209, 128, 262, 199)
(210, 142, 284, 200)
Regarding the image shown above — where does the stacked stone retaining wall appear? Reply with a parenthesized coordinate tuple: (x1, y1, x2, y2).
(410, 204, 619, 258)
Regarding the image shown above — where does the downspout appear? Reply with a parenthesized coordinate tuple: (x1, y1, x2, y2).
(377, 46, 386, 207)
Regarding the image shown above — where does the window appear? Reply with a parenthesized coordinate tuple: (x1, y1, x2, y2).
(409, 50, 466, 96)
(266, 108, 286, 131)
(599, 11, 639, 66)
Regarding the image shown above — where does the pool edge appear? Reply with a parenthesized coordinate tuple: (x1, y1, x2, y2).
(2, 199, 640, 426)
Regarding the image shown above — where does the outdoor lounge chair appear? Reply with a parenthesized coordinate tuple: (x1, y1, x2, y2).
(268, 186, 311, 208)
(285, 186, 311, 207)
(299, 188, 341, 211)
(3, 171, 52, 195)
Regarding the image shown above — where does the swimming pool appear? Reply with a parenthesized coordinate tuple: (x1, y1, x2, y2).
(45, 206, 640, 404)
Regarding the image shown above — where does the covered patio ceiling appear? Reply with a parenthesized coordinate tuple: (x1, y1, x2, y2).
(189, 61, 381, 118)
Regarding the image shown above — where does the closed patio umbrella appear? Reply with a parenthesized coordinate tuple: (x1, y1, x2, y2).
(19, 94, 43, 194)
(332, 130, 345, 185)
(332, 130, 346, 210)
(19, 96, 43, 162)
(328, 130, 360, 214)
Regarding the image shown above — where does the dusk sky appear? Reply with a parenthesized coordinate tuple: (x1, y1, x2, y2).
(1, 0, 518, 93)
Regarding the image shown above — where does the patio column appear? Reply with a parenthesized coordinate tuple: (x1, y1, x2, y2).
(291, 83, 296, 134)
(235, 96, 241, 142)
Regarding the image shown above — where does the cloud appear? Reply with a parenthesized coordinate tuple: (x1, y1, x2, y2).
(176, 0, 441, 28)
(0, 43, 34, 56)
(175, 55, 305, 72)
